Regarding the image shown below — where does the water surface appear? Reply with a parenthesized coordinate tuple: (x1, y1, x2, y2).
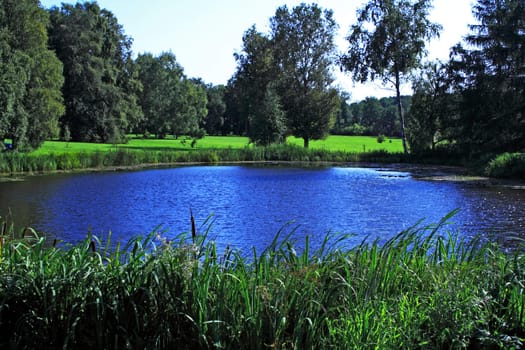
(0, 165, 523, 253)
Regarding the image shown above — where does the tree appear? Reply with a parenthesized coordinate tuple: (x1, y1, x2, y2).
(334, 92, 351, 129)
(136, 52, 206, 140)
(271, 3, 340, 148)
(362, 97, 384, 135)
(223, 76, 246, 136)
(203, 84, 226, 135)
(249, 85, 286, 146)
(0, 0, 64, 150)
(448, 0, 525, 155)
(340, 0, 441, 154)
(180, 78, 207, 140)
(407, 61, 456, 153)
(48, 2, 142, 143)
(233, 26, 285, 145)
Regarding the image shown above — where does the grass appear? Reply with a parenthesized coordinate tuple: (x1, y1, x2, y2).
(1, 213, 524, 349)
(32, 135, 403, 155)
(0, 135, 406, 175)
(286, 135, 402, 153)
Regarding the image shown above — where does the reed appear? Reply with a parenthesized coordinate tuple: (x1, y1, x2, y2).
(0, 215, 524, 349)
(0, 145, 411, 175)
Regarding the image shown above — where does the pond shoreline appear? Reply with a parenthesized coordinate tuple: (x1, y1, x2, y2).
(2, 160, 523, 189)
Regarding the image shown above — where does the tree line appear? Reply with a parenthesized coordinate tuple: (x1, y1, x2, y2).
(332, 95, 412, 138)
(0, 0, 523, 158)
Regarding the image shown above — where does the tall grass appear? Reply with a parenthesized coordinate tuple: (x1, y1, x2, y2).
(0, 145, 409, 175)
(1, 215, 524, 349)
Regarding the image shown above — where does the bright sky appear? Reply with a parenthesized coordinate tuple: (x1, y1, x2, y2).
(40, 0, 475, 101)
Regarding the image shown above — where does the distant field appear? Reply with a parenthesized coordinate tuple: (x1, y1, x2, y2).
(32, 135, 403, 155)
(286, 135, 402, 153)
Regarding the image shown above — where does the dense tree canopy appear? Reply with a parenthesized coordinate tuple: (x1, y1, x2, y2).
(0, 0, 64, 150)
(341, 0, 441, 154)
(229, 4, 340, 147)
(233, 26, 285, 145)
(48, 2, 142, 143)
(404, 0, 525, 157)
(407, 61, 456, 153)
(333, 96, 409, 137)
(447, 0, 525, 155)
(136, 52, 207, 140)
(0, 0, 522, 162)
(271, 3, 340, 148)
(203, 84, 226, 135)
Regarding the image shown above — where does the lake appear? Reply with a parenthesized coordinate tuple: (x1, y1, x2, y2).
(0, 165, 524, 254)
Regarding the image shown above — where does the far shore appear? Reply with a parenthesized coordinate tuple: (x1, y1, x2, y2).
(2, 159, 523, 190)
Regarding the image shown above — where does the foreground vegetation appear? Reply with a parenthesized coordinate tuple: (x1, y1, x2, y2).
(1, 213, 524, 349)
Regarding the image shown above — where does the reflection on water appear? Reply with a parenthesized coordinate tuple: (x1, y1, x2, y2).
(0, 166, 523, 253)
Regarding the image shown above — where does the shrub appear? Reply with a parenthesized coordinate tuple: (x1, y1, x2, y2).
(485, 153, 525, 179)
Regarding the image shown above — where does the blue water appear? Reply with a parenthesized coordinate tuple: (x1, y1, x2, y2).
(0, 165, 524, 254)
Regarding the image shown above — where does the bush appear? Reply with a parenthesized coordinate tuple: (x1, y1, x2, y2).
(377, 134, 386, 144)
(485, 153, 525, 179)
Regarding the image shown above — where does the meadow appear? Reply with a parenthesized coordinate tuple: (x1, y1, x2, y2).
(1, 213, 524, 349)
(32, 135, 403, 155)
(0, 135, 406, 175)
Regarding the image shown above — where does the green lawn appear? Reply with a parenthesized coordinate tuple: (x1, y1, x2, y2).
(33, 135, 402, 155)
(286, 135, 402, 152)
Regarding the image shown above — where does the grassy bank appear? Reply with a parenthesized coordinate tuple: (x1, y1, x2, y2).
(1, 215, 524, 349)
(0, 137, 407, 174)
(1, 135, 522, 179)
(31, 135, 403, 155)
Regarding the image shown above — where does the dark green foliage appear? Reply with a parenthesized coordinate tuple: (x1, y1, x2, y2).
(233, 26, 286, 145)
(407, 62, 457, 153)
(249, 86, 286, 146)
(222, 79, 247, 136)
(332, 92, 353, 132)
(272, 3, 340, 148)
(341, 0, 441, 154)
(1, 215, 525, 348)
(0, 0, 64, 150)
(231, 4, 340, 148)
(333, 96, 410, 137)
(485, 153, 525, 179)
(48, 2, 142, 143)
(203, 84, 227, 135)
(135, 52, 207, 141)
(447, 0, 525, 156)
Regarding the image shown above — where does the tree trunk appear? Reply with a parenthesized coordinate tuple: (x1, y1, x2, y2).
(395, 71, 409, 154)
(303, 137, 309, 148)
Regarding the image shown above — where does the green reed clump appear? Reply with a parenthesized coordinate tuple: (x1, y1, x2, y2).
(1, 213, 524, 349)
(0, 145, 410, 175)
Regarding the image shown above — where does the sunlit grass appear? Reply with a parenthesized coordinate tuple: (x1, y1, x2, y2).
(31, 136, 251, 155)
(32, 135, 402, 155)
(286, 135, 403, 152)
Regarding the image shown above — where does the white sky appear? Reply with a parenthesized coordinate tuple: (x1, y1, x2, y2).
(40, 0, 475, 102)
